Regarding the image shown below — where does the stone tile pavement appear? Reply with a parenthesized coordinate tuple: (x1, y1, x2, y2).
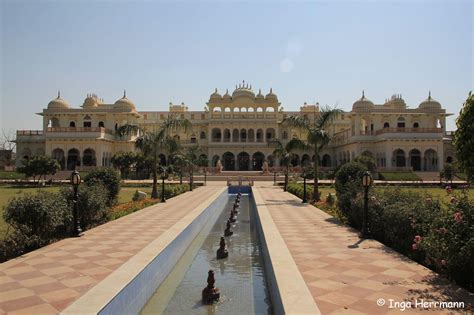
(253, 186, 474, 315)
(0, 186, 223, 314)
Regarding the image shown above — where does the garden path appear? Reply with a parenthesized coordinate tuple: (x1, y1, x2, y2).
(253, 186, 474, 315)
(0, 186, 223, 314)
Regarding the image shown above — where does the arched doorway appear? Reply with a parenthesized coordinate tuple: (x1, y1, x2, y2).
(393, 149, 406, 167)
(301, 154, 311, 166)
(83, 149, 96, 166)
(237, 152, 250, 171)
(290, 154, 300, 167)
(409, 149, 421, 171)
(322, 154, 331, 167)
(222, 152, 235, 171)
(67, 149, 80, 170)
(424, 149, 438, 171)
(52, 148, 65, 170)
(232, 129, 239, 142)
(252, 152, 265, 171)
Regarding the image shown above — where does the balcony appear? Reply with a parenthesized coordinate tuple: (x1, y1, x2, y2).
(16, 130, 44, 142)
(46, 127, 113, 134)
(375, 127, 442, 135)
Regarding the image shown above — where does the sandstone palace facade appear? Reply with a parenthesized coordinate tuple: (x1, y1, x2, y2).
(16, 82, 455, 172)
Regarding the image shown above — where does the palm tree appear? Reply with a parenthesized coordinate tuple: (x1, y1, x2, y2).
(174, 145, 206, 191)
(118, 116, 191, 198)
(268, 138, 307, 191)
(282, 105, 342, 201)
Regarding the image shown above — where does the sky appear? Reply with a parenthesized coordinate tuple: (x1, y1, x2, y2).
(1, 0, 473, 133)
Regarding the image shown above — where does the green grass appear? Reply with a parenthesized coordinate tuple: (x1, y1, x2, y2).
(0, 184, 189, 240)
(0, 171, 25, 180)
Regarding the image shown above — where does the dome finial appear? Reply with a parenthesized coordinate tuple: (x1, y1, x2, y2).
(57, 90, 61, 99)
(270, 88, 273, 93)
(215, 88, 218, 93)
(123, 90, 127, 98)
(428, 90, 431, 100)
(362, 90, 365, 98)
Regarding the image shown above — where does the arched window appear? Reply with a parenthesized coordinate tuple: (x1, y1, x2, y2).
(190, 134, 197, 143)
(266, 128, 275, 140)
(256, 129, 263, 142)
(383, 122, 390, 128)
(248, 107, 254, 112)
(224, 107, 231, 112)
(98, 121, 105, 128)
(211, 128, 221, 142)
(200, 131, 206, 139)
(266, 107, 275, 112)
(69, 121, 76, 128)
(213, 107, 222, 112)
(223, 129, 231, 142)
(413, 122, 419, 128)
(240, 129, 247, 142)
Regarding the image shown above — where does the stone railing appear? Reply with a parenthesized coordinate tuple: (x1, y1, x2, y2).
(17, 130, 44, 136)
(375, 127, 442, 135)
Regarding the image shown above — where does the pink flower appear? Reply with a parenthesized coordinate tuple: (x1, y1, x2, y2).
(412, 243, 418, 250)
(454, 212, 462, 223)
(414, 235, 422, 243)
(441, 259, 447, 266)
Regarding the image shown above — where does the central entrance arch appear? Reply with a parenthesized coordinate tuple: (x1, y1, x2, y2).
(409, 149, 421, 171)
(252, 152, 265, 171)
(237, 152, 250, 171)
(222, 152, 235, 171)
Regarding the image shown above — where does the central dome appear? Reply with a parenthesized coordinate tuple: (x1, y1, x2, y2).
(232, 81, 255, 99)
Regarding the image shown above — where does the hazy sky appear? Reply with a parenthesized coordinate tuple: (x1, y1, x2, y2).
(1, 0, 472, 132)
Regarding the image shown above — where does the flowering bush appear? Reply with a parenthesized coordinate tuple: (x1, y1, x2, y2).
(417, 189, 474, 291)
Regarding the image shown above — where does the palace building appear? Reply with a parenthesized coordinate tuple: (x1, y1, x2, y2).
(15, 82, 455, 172)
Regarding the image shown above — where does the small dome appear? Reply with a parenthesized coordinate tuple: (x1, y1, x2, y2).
(223, 89, 231, 99)
(210, 88, 222, 100)
(256, 89, 264, 99)
(265, 88, 277, 100)
(47, 91, 70, 110)
(352, 90, 374, 111)
(419, 92, 441, 109)
(114, 90, 136, 112)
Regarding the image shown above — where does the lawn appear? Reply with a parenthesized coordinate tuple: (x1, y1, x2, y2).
(0, 185, 160, 240)
(0, 171, 25, 180)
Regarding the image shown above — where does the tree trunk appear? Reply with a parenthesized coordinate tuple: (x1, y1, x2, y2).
(313, 145, 320, 201)
(151, 149, 158, 199)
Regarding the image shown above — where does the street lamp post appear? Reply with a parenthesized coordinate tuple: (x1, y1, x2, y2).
(301, 167, 311, 203)
(360, 171, 373, 239)
(273, 169, 277, 185)
(160, 166, 168, 203)
(70, 170, 83, 237)
(204, 168, 207, 186)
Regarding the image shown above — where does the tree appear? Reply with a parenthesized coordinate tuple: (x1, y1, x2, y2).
(268, 138, 307, 191)
(453, 91, 474, 182)
(175, 145, 205, 191)
(0, 129, 16, 167)
(111, 152, 138, 179)
(17, 155, 60, 183)
(282, 106, 342, 200)
(118, 115, 191, 198)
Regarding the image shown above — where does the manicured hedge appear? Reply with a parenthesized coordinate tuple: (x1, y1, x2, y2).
(379, 172, 421, 181)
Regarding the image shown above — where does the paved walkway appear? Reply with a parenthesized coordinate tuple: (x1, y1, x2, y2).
(0, 186, 223, 314)
(253, 186, 474, 315)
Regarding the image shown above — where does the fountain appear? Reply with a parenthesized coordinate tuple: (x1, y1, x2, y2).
(201, 270, 220, 304)
(216, 237, 229, 259)
(224, 219, 233, 236)
(141, 192, 272, 314)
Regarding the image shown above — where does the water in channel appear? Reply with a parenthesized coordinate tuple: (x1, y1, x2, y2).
(141, 193, 272, 314)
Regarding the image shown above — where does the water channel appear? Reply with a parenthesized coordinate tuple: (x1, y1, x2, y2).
(141, 193, 272, 314)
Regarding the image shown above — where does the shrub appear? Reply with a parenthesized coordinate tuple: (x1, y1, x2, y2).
(334, 162, 367, 225)
(378, 172, 421, 181)
(2, 191, 71, 250)
(84, 168, 121, 205)
(326, 193, 335, 206)
(418, 190, 474, 290)
(60, 184, 109, 230)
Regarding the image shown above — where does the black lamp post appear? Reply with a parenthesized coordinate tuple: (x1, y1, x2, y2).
(360, 171, 373, 239)
(301, 168, 309, 203)
(204, 167, 207, 186)
(159, 166, 168, 203)
(273, 169, 277, 185)
(70, 170, 83, 237)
